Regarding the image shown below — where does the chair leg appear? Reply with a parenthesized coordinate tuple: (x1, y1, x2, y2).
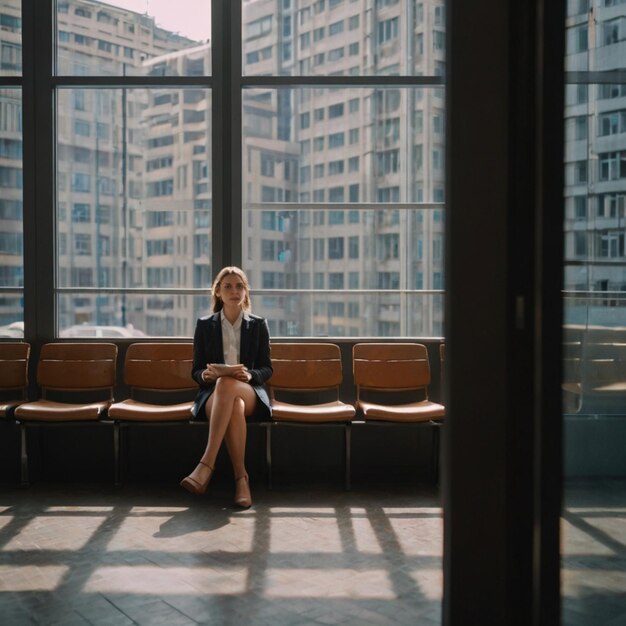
(265, 422, 273, 490)
(344, 423, 351, 491)
(113, 422, 120, 487)
(20, 423, 29, 487)
(431, 422, 441, 486)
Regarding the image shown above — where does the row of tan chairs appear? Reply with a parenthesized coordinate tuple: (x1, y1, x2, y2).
(0, 341, 445, 488)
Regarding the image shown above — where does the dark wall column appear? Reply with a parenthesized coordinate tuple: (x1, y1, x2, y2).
(443, 1, 564, 624)
(22, 0, 55, 360)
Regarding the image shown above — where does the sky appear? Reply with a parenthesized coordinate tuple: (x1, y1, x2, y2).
(107, 0, 211, 42)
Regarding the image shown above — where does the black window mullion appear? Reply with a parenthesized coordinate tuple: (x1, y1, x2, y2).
(212, 0, 242, 270)
(230, 0, 243, 266)
(22, 0, 55, 343)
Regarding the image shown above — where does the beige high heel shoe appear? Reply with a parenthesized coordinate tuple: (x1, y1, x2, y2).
(180, 461, 214, 495)
(234, 474, 252, 508)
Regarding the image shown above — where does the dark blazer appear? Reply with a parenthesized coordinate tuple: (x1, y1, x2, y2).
(190, 312, 273, 420)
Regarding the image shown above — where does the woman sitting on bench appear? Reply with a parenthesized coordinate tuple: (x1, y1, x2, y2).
(181, 266, 272, 508)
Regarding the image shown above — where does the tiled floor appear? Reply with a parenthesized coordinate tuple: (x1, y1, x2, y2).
(0, 479, 443, 625)
(561, 480, 626, 626)
(1, 478, 624, 625)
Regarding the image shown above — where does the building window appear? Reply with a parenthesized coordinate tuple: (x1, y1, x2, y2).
(72, 203, 90, 223)
(246, 15, 273, 40)
(74, 234, 91, 255)
(574, 231, 587, 257)
(574, 160, 588, 184)
(329, 186, 345, 202)
(329, 272, 344, 289)
(329, 103, 344, 118)
(598, 231, 625, 258)
(329, 210, 344, 225)
(328, 132, 345, 148)
(598, 152, 626, 181)
(598, 110, 626, 136)
(314, 238, 325, 260)
(377, 17, 399, 44)
(377, 149, 400, 175)
(329, 160, 344, 175)
(329, 21, 344, 36)
(329, 237, 344, 259)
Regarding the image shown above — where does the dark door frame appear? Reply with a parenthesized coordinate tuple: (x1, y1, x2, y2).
(443, 1, 564, 624)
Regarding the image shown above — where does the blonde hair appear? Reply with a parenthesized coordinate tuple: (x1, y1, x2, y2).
(211, 266, 252, 313)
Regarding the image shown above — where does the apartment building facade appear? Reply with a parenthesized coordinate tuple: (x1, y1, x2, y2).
(1, 0, 445, 338)
(564, 0, 626, 326)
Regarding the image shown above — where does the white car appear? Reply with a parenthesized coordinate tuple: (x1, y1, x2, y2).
(59, 324, 146, 338)
(0, 321, 24, 338)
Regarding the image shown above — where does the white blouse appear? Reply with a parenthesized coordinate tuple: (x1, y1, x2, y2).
(220, 309, 248, 364)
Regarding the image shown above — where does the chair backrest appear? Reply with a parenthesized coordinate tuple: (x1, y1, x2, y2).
(268, 343, 344, 395)
(123, 342, 196, 391)
(0, 342, 30, 391)
(353, 343, 432, 396)
(37, 343, 117, 394)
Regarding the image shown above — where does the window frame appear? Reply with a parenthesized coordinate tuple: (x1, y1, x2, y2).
(19, 0, 445, 341)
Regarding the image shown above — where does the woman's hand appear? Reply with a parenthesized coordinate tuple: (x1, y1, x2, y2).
(232, 366, 252, 383)
(201, 364, 218, 382)
(221, 364, 251, 382)
(203, 364, 251, 383)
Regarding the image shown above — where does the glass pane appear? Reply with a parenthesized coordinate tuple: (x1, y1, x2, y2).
(0, 0, 21, 77)
(562, 3, 626, 624)
(56, 0, 211, 76)
(242, 87, 445, 337)
(0, 87, 23, 337)
(243, 0, 446, 77)
(56, 88, 212, 337)
(57, 292, 211, 337)
(565, 0, 626, 72)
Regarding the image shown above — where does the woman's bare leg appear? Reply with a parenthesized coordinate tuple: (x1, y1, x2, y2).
(183, 377, 256, 490)
(223, 404, 248, 479)
(200, 376, 256, 467)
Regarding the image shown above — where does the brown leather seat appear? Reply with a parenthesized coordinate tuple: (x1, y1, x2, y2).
(108, 343, 196, 484)
(108, 343, 196, 423)
(266, 343, 355, 488)
(353, 343, 444, 483)
(0, 342, 30, 418)
(268, 343, 355, 422)
(14, 343, 118, 485)
(15, 343, 117, 422)
(353, 343, 445, 423)
(269, 343, 356, 423)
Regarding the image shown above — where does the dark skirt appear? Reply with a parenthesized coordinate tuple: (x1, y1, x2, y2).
(190, 383, 272, 423)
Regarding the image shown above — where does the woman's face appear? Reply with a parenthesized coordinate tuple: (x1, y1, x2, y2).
(217, 273, 247, 308)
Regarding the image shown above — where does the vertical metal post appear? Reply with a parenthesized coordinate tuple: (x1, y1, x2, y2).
(265, 422, 273, 489)
(20, 423, 29, 487)
(113, 422, 120, 486)
(344, 422, 352, 491)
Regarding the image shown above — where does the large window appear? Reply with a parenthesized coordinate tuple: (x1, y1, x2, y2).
(54, 1, 212, 338)
(15, 0, 444, 340)
(242, 0, 445, 338)
(562, 1, 626, 623)
(56, 87, 211, 336)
